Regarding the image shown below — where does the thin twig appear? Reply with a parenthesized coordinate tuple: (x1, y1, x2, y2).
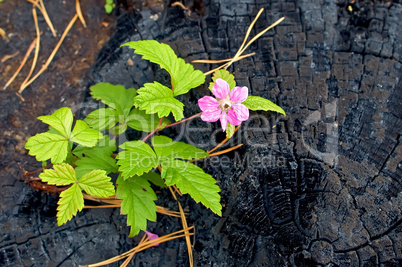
(4, 38, 37, 90)
(19, 14, 78, 95)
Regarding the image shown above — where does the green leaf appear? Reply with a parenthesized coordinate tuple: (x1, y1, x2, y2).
(126, 108, 171, 132)
(134, 82, 184, 121)
(73, 136, 117, 178)
(26, 108, 103, 163)
(122, 40, 205, 96)
(56, 183, 84, 226)
(242, 96, 286, 116)
(39, 163, 76, 185)
(78, 170, 115, 197)
(84, 108, 119, 131)
(104, 3, 115, 14)
(116, 141, 158, 179)
(38, 107, 73, 138)
(37, 163, 114, 226)
(70, 120, 103, 147)
(161, 160, 221, 216)
(141, 171, 166, 188)
(152, 135, 208, 162)
(116, 175, 157, 237)
(226, 123, 236, 139)
(90, 83, 137, 117)
(209, 69, 236, 91)
(25, 132, 69, 164)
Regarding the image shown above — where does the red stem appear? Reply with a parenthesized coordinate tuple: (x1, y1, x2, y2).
(142, 117, 164, 142)
(142, 112, 202, 142)
(164, 112, 202, 129)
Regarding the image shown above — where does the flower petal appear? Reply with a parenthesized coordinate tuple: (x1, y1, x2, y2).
(229, 86, 248, 103)
(220, 112, 228, 132)
(145, 231, 160, 247)
(227, 109, 242, 125)
(231, 104, 249, 121)
(212, 78, 230, 99)
(198, 96, 219, 111)
(201, 108, 221, 122)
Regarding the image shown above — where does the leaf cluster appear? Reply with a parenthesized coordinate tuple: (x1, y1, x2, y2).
(122, 40, 206, 121)
(40, 163, 115, 226)
(85, 83, 171, 134)
(25, 107, 103, 164)
(24, 41, 219, 238)
(23, 40, 287, 241)
(116, 135, 221, 236)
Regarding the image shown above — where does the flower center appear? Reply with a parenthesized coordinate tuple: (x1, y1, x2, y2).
(220, 99, 232, 112)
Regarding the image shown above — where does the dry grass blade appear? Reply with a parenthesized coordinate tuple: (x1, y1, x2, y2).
(192, 53, 252, 64)
(4, 38, 37, 90)
(86, 227, 194, 267)
(20, 7, 41, 89)
(169, 186, 193, 267)
(120, 235, 148, 267)
(19, 14, 78, 95)
(38, 0, 56, 37)
(171, 1, 187, 10)
(0, 27, 8, 41)
(82, 193, 183, 217)
(208, 144, 243, 158)
(224, 8, 265, 69)
(207, 126, 240, 154)
(83, 204, 121, 209)
(192, 53, 255, 64)
(179, 201, 193, 267)
(1, 51, 20, 63)
(168, 186, 178, 201)
(173, 185, 183, 197)
(82, 194, 116, 201)
(195, 9, 284, 76)
(237, 16, 285, 57)
(157, 206, 185, 217)
(25, 0, 56, 37)
(76, 0, 87, 28)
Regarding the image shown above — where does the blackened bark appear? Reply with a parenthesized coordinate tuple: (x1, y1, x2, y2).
(1, 0, 401, 266)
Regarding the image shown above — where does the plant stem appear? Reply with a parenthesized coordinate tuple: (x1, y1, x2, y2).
(142, 117, 164, 142)
(142, 113, 202, 142)
(164, 112, 202, 129)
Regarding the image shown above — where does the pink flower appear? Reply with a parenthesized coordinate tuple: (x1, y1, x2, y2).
(198, 78, 249, 131)
(145, 230, 160, 246)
